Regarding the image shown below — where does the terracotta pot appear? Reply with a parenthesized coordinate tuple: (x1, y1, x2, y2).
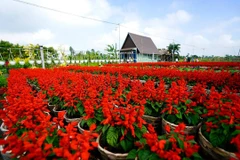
(198, 127, 238, 160)
(96, 134, 129, 160)
(162, 118, 202, 135)
(64, 113, 81, 124)
(52, 106, 66, 117)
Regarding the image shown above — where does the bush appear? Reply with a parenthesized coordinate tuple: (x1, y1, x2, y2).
(0, 76, 7, 87)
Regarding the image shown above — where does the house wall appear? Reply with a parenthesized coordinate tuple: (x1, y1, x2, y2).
(137, 53, 158, 62)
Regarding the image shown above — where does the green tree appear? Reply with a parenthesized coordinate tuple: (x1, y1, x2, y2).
(167, 43, 181, 60)
(69, 46, 75, 62)
(105, 44, 117, 58)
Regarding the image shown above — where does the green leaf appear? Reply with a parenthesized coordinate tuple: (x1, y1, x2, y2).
(182, 158, 191, 160)
(144, 105, 152, 115)
(141, 125, 148, 134)
(231, 130, 240, 137)
(184, 113, 192, 125)
(139, 138, 146, 144)
(102, 124, 110, 134)
(80, 119, 87, 127)
(121, 127, 125, 136)
(95, 125, 103, 132)
(135, 127, 142, 139)
(149, 153, 159, 160)
(209, 131, 225, 147)
(176, 137, 184, 149)
(138, 149, 151, 160)
(166, 114, 177, 123)
(77, 102, 84, 115)
(127, 149, 137, 159)
(192, 153, 202, 160)
(120, 139, 134, 152)
(176, 112, 182, 119)
(86, 118, 96, 127)
(191, 114, 200, 126)
(207, 117, 217, 122)
(107, 126, 119, 147)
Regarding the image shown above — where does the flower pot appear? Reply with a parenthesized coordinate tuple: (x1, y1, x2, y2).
(47, 102, 55, 111)
(36, 60, 42, 64)
(96, 134, 129, 160)
(77, 120, 89, 133)
(54, 60, 59, 64)
(9, 61, 16, 65)
(52, 106, 66, 117)
(64, 113, 81, 124)
(198, 127, 238, 160)
(29, 60, 34, 64)
(19, 61, 25, 65)
(0, 144, 12, 160)
(0, 136, 25, 160)
(46, 60, 52, 64)
(0, 61, 5, 65)
(142, 115, 161, 128)
(0, 122, 8, 134)
(162, 118, 201, 135)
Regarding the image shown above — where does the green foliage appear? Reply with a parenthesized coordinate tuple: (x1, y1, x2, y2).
(162, 101, 203, 126)
(105, 44, 117, 58)
(106, 126, 119, 147)
(144, 100, 164, 117)
(202, 123, 238, 152)
(101, 124, 146, 153)
(0, 75, 7, 87)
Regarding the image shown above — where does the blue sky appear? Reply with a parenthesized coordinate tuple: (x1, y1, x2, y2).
(0, 0, 240, 56)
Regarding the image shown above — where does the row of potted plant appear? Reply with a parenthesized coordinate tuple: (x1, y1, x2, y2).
(62, 65, 240, 91)
(21, 68, 240, 159)
(0, 70, 99, 160)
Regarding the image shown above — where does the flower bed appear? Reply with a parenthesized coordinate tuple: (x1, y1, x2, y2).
(0, 66, 239, 160)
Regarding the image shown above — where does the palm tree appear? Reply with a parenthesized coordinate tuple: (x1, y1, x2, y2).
(167, 43, 181, 61)
(105, 44, 117, 58)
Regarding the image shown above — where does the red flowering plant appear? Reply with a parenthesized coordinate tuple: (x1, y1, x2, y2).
(142, 80, 166, 117)
(161, 79, 203, 127)
(0, 112, 98, 160)
(127, 123, 202, 160)
(201, 86, 240, 158)
(99, 86, 147, 153)
(45, 112, 99, 160)
(79, 76, 106, 132)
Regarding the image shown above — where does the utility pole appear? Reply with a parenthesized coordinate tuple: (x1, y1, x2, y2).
(118, 23, 121, 63)
(40, 46, 45, 69)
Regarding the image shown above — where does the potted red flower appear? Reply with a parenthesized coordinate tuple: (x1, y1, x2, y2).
(97, 89, 147, 160)
(161, 80, 203, 135)
(128, 123, 202, 160)
(199, 87, 240, 160)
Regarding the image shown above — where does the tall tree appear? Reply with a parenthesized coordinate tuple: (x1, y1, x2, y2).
(69, 46, 75, 61)
(167, 43, 181, 60)
(105, 44, 117, 58)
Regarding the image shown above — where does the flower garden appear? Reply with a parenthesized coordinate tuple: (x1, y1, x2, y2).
(0, 62, 240, 160)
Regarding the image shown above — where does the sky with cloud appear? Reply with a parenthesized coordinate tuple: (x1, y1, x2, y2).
(0, 0, 240, 56)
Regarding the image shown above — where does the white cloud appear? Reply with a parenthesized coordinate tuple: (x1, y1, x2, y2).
(166, 10, 192, 25)
(36, 0, 116, 26)
(0, 29, 54, 44)
(0, 0, 239, 57)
